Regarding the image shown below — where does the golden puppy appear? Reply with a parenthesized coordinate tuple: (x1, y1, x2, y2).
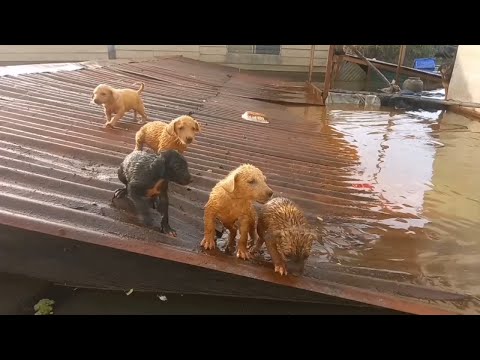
(201, 164, 274, 260)
(135, 115, 200, 154)
(439, 62, 454, 98)
(251, 197, 318, 276)
(91, 82, 148, 128)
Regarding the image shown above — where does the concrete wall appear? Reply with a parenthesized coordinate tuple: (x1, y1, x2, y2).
(0, 45, 109, 65)
(0, 45, 329, 73)
(114, 45, 329, 72)
(447, 45, 480, 117)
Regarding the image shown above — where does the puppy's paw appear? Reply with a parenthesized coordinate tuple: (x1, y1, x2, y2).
(201, 237, 217, 250)
(236, 246, 251, 260)
(274, 263, 288, 276)
(105, 121, 121, 130)
(160, 223, 177, 237)
(113, 188, 127, 200)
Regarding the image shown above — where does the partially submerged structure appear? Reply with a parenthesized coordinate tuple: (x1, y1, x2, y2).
(446, 45, 480, 119)
(0, 56, 479, 314)
(310, 45, 480, 115)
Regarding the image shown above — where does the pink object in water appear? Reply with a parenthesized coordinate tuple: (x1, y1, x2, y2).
(352, 183, 374, 190)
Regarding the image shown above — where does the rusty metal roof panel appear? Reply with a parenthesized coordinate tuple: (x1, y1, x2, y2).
(0, 56, 478, 315)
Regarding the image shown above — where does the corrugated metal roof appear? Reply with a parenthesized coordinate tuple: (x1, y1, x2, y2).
(0, 55, 478, 315)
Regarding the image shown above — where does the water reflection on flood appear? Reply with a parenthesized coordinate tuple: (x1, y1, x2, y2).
(287, 104, 480, 297)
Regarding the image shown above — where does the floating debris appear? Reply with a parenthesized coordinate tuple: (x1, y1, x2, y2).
(34, 298, 55, 315)
(158, 295, 168, 302)
(241, 111, 269, 124)
(126, 288, 134, 296)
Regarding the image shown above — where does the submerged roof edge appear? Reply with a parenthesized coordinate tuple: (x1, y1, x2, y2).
(0, 210, 465, 315)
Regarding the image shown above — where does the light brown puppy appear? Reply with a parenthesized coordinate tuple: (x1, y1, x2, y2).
(439, 62, 454, 98)
(251, 197, 318, 276)
(201, 164, 274, 260)
(91, 82, 148, 128)
(135, 115, 200, 154)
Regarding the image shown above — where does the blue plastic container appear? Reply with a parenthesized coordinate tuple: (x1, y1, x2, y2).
(413, 57, 436, 72)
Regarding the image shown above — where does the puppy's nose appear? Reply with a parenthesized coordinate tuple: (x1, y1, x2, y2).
(186, 136, 193, 144)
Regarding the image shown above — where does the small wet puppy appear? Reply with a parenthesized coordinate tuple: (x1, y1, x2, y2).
(135, 115, 200, 154)
(250, 197, 317, 276)
(439, 62, 454, 98)
(201, 164, 273, 260)
(113, 149, 192, 236)
(91, 82, 148, 128)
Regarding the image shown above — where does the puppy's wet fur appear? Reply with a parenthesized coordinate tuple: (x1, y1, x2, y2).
(113, 149, 192, 236)
(201, 164, 273, 260)
(439, 62, 454, 98)
(135, 115, 200, 154)
(91, 82, 148, 128)
(251, 197, 318, 276)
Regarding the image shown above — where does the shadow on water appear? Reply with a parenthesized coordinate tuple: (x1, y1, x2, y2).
(286, 102, 480, 298)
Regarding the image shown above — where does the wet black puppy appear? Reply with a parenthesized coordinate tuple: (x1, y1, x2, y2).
(113, 149, 192, 236)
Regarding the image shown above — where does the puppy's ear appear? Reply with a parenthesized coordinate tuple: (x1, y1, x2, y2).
(221, 172, 238, 193)
(166, 119, 178, 136)
(194, 120, 201, 133)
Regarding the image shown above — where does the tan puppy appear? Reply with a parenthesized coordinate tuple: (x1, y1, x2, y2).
(201, 164, 274, 260)
(251, 197, 318, 276)
(91, 82, 148, 128)
(439, 62, 454, 98)
(135, 115, 200, 154)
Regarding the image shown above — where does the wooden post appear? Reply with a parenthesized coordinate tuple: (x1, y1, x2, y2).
(107, 45, 117, 60)
(308, 45, 315, 83)
(395, 45, 407, 83)
(366, 66, 371, 91)
(322, 45, 336, 102)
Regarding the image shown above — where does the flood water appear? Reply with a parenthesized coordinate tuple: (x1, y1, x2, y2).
(286, 101, 480, 298)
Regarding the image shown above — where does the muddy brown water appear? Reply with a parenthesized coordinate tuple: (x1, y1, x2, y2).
(285, 103, 480, 298)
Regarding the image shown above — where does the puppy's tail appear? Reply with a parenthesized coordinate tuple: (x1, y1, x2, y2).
(133, 82, 145, 94)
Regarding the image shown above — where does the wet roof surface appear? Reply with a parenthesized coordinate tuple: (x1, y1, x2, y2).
(0, 56, 479, 315)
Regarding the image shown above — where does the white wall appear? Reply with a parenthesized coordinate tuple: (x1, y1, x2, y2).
(447, 45, 480, 116)
(0, 45, 108, 65)
(0, 45, 330, 73)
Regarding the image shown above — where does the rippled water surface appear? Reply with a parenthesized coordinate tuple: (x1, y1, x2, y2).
(286, 104, 480, 297)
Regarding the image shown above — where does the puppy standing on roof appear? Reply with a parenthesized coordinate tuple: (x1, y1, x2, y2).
(113, 149, 192, 237)
(250, 197, 318, 276)
(201, 164, 274, 260)
(91, 82, 148, 129)
(135, 115, 200, 154)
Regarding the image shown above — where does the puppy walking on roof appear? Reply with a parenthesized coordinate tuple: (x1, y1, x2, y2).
(201, 164, 274, 260)
(113, 149, 192, 237)
(135, 115, 201, 154)
(91, 82, 149, 129)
